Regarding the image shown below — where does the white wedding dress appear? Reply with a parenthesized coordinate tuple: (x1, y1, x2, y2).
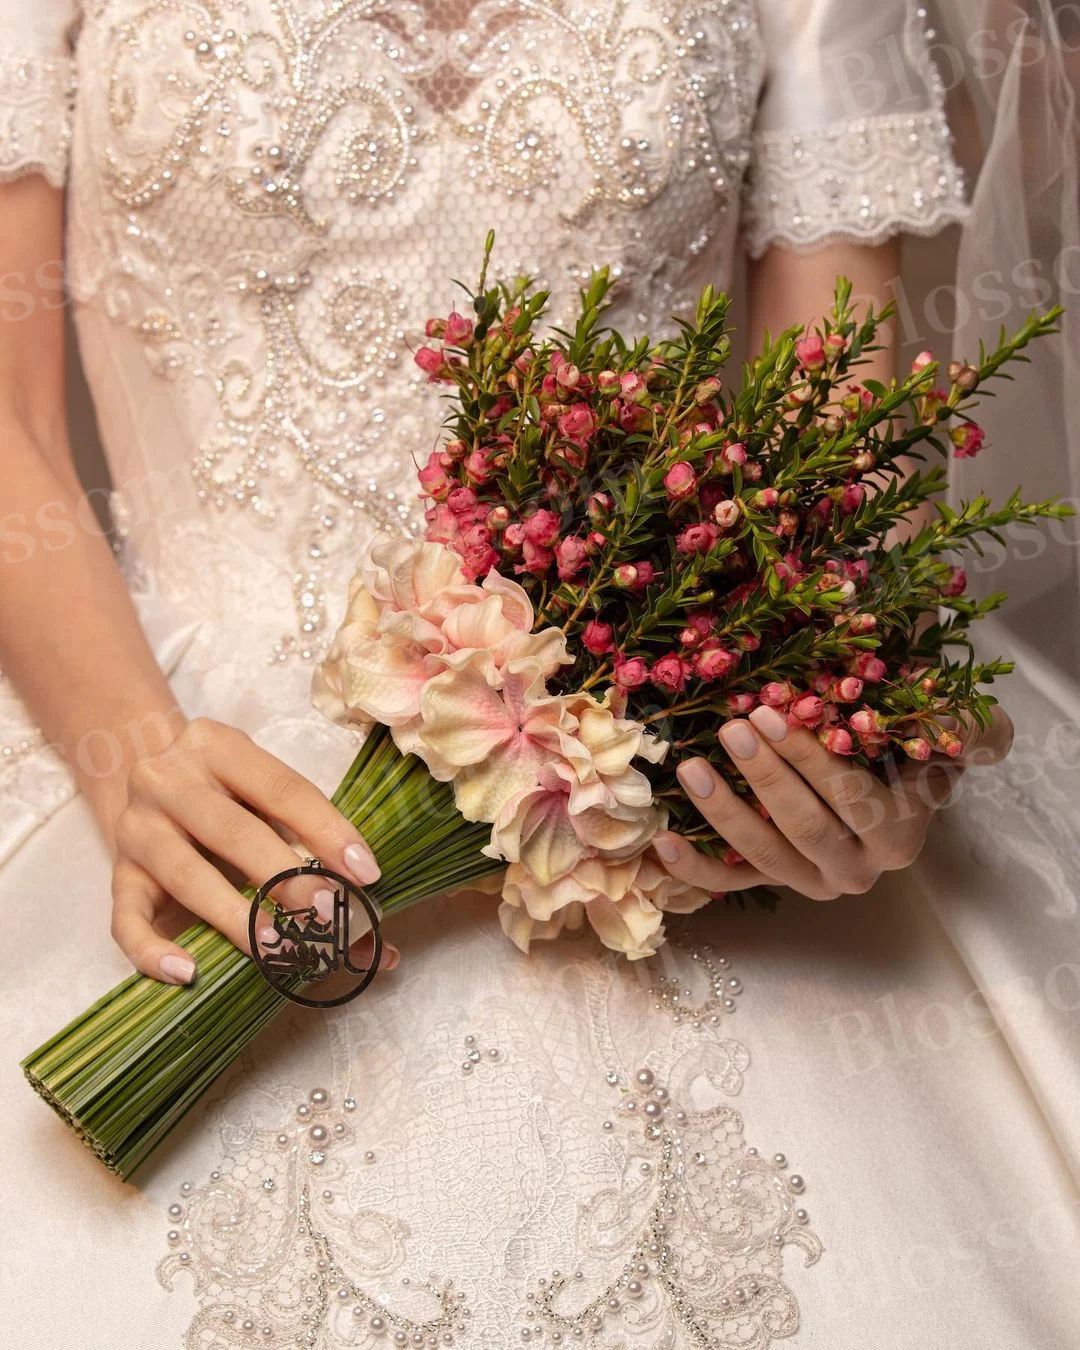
(2, 1, 1080, 1346)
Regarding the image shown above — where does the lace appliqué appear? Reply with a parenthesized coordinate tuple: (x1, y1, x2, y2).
(159, 938, 820, 1347)
(0, 52, 76, 188)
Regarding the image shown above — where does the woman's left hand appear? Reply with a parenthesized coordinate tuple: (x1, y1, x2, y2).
(653, 703, 1014, 901)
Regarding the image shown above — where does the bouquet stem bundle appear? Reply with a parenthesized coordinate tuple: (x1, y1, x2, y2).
(21, 725, 500, 1179)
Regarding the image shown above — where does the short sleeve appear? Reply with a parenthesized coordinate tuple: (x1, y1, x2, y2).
(0, 3, 78, 189)
(742, 0, 967, 258)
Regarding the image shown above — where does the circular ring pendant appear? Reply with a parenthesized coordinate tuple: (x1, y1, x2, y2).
(248, 858, 383, 1008)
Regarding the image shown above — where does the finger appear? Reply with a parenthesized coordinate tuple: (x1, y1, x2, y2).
(190, 720, 381, 885)
(714, 720, 867, 883)
(747, 705, 930, 868)
(652, 831, 770, 893)
(110, 857, 198, 985)
(117, 807, 276, 956)
(675, 756, 835, 899)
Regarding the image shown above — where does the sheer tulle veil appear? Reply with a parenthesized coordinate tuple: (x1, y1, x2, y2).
(936, 0, 1080, 678)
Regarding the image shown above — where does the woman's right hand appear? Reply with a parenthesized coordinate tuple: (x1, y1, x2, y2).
(110, 717, 398, 985)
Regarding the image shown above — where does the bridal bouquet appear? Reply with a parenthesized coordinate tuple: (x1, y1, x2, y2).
(23, 240, 1067, 1177)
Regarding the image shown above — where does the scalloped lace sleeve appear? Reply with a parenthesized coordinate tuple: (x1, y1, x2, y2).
(742, 0, 968, 258)
(0, 5, 79, 188)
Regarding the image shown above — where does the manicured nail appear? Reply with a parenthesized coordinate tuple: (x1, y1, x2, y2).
(678, 758, 716, 798)
(653, 833, 680, 863)
(379, 944, 401, 972)
(159, 953, 196, 985)
(313, 888, 336, 922)
(720, 720, 759, 760)
(255, 925, 278, 951)
(749, 705, 788, 743)
(343, 842, 380, 886)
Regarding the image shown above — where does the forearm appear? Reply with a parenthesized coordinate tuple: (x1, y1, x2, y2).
(1, 424, 184, 844)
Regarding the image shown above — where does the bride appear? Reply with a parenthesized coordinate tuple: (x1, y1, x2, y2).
(2, 0, 1078, 1345)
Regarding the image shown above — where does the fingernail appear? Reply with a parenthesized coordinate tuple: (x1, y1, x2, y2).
(255, 925, 278, 950)
(159, 953, 196, 985)
(653, 832, 680, 863)
(720, 721, 759, 760)
(678, 758, 716, 799)
(749, 705, 788, 743)
(343, 842, 380, 886)
(379, 944, 401, 972)
(313, 888, 336, 922)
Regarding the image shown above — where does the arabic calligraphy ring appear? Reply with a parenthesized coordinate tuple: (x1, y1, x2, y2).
(248, 858, 383, 1008)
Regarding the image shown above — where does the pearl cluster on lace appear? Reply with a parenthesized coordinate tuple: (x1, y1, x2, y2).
(647, 941, 743, 1025)
(520, 1065, 820, 1346)
(158, 1086, 470, 1348)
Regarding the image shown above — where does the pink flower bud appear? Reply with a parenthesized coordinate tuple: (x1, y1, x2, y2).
(613, 656, 650, 689)
(840, 483, 865, 515)
(664, 460, 698, 501)
(777, 508, 799, 537)
(942, 566, 967, 597)
(851, 451, 876, 473)
(631, 561, 657, 590)
(503, 521, 525, 551)
(444, 311, 474, 346)
(796, 334, 826, 372)
(694, 644, 738, 681)
(555, 535, 588, 581)
(760, 681, 795, 708)
(834, 676, 864, 702)
(587, 530, 606, 552)
(651, 654, 693, 692)
(620, 371, 647, 401)
(414, 345, 445, 376)
(719, 441, 747, 470)
(791, 695, 824, 723)
(596, 370, 621, 395)
(587, 492, 612, 524)
(849, 708, 881, 736)
(614, 563, 639, 589)
(819, 727, 854, 755)
(824, 333, 847, 359)
(694, 376, 723, 404)
(847, 613, 877, 635)
(937, 730, 964, 758)
(523, 508, 560, 548)
(464, 449, 492, 484)
(424, 317, 447, 338)
(582, 620, 614, 656)
(912, 350, 934, 374)
(424, 503, 459, 544)
(676, 522, 719, 556)
(902, 737, 933, 762)
(679, 627, 703, 648)
(447, 486, 477, 515)
(852, 653, 887, 683)
(555, 360, 581, 390)
(713, 499, 741, 529)
(724, 693, 757, 715)
(751, 488, 779, 510)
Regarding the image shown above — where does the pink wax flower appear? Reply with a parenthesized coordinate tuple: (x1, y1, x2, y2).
(596, 370, 621, 395)
(620, 371, 647, 401)
(950, 423, 986, 459)
(824, 333, 847, 359)
(852, 653, 887, 683)
(618, 560, 657, 591)
(613, 656, 650, 689)
(486, 505, 510, 530)
(750, 488, 779, 510)
(523, 509, 560, 548)
(520, 539, 554, 575)
(819, 727, 854, 755)
(664, 461, 697, 500)
(447, 486, 477, 515)
(686, 608, 714, 637)
(587, 492, 612, 523)
(582, 620, 614, 656)
(942, 566, 967, 597)
(555, 535, 589, 581)
(760, 681, 795, 708)
(833, 676, 864, 703)
(844, 559, 870, 584)
(791, 694, 824, 724)
(424, 317, 446, 338)
(614, 563, 639, 589)
(694, 643, 738, 681)
(444, 311, 474, 346)
(414, 345, 445, 377)
(425, 503, 459, 544)
(694, 376, 723, 405)
(502, 522, 526, 551)
(847, 613, 877, 635)
(840, 483, 865, 515)
(937, 730, 964, 758)
(719, 441, 746, 471)
(796, 334, 826, 371)
(558, 404, 598, 444)
(723, 693, 757, 715)
(849, 707, 882, 736)
(464, 449, 493, 484)
(650, 653, 692, 692)
(418, 450, 451, 499)
(912, 350, 935, 373)
(677, 522, 719, 556)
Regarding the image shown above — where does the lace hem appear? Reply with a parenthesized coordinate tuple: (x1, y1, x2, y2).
(0, 52, 76, 189)
(741, 109, 968, 260)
